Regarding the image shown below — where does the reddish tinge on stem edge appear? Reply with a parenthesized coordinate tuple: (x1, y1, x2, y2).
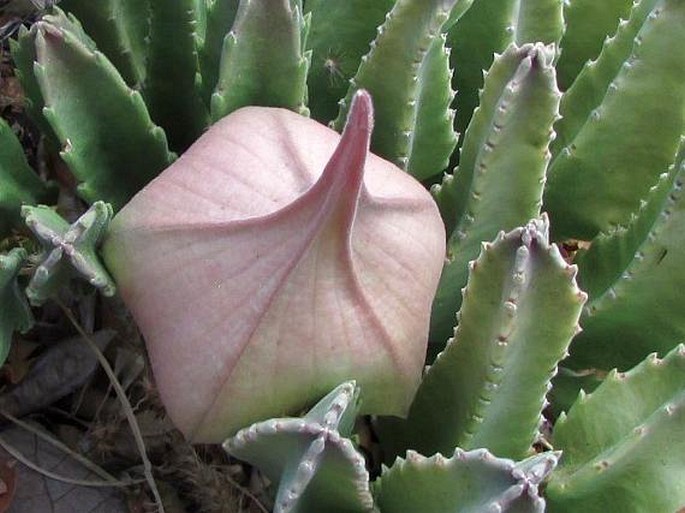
(103, 90, 446, 442)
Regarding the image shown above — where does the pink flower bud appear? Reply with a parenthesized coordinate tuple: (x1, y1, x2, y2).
(103, 91, 445, 442)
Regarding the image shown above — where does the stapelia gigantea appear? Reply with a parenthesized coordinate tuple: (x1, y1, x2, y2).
(103, 91, 445, 442)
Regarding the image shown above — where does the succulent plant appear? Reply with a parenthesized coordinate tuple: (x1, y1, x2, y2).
(1, 0, 684, 511)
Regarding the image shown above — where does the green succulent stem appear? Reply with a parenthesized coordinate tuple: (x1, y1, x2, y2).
(446, 0, 564, 141)
(198, 0, 239, 105)
(28, 10, 174, 210)
(555, 0, 633, 90)
(565, 138, 685, 372)
(304, 0, 395, 123)
(0, 117, 54, 237)
(375, 449, 558, 513)
(0, 248, 33, 366)
(210, 0, 310, 120)
(144, 0, 209, 151)
(545, 0, 685, 239)
(332, 0, 463, 179)
(382, 217, 585, 461)
(57, 0, 149, 87)
(547, 345, 685, 513)
(430, 43, 561, 345)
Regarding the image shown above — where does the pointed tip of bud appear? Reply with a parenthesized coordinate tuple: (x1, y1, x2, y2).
(346, 89, 374, 136)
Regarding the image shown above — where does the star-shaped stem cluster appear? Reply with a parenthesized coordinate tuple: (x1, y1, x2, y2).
(22, 201, 116, 304)
(224, 381, 375, 513)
